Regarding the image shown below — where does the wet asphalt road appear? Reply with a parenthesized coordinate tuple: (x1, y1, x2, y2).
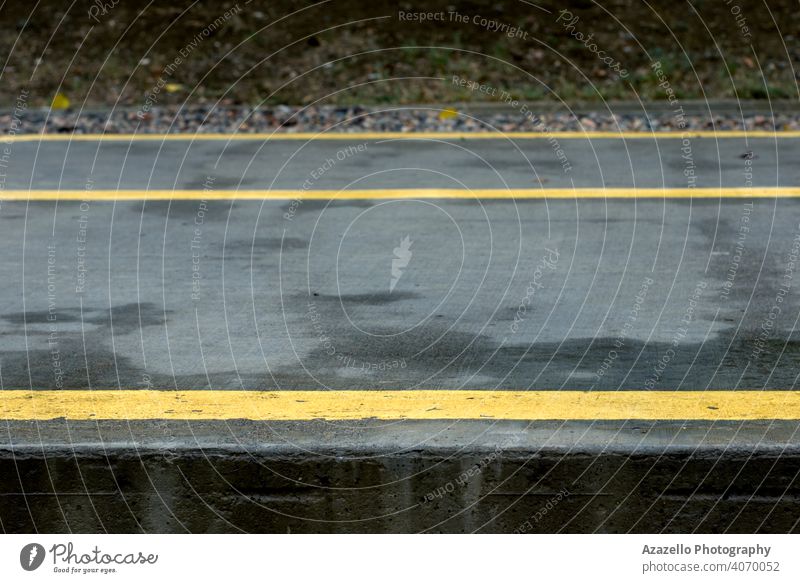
(0, 136, 798, 392)
(3, 135, 800, 534)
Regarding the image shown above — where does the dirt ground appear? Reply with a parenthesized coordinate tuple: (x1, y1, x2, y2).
(0, 0, 797, 109)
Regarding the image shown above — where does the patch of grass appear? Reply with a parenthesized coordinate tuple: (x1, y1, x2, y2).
(0, 0, 797, 107)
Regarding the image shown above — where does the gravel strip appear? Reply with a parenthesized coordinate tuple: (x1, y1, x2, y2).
(2, 105, 799, 135)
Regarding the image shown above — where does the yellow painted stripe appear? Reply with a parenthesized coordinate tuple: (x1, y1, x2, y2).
(4, 187, 800, 201)
(1, 390, 799, 421)
(2, 131, 800, 142)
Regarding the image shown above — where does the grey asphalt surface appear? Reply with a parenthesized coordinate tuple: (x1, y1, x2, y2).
(1, 195, 799, 392)
(0, 137, 798, 391)
(3, 135, 800, 533)
(3, 135, 797, 189)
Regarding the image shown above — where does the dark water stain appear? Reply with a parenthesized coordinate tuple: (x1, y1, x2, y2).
(269, 304, 800, 390)
(306, 291, 420, 305)
(226, 237, 308, 254)
(694, 215, 732, 241)
(3, 309, 83, 325)
(84, 302, 171, 334)
(2, 302, 169, 335)
(0, 339, 145, 390)
(271, 319, 501, 390)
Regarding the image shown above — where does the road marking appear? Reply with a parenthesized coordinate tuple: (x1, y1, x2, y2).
(3, 187, 800, 201)
(2, 390, 800, 420)
(3, 131, 800, 141)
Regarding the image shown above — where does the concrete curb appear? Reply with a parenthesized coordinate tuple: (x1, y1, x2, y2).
(2, 421, 799, 533)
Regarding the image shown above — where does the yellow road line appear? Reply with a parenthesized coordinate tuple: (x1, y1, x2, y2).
(5, 187, 800, 201)
(3, 131, 800, 142)
(2, 390, 799, 421)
